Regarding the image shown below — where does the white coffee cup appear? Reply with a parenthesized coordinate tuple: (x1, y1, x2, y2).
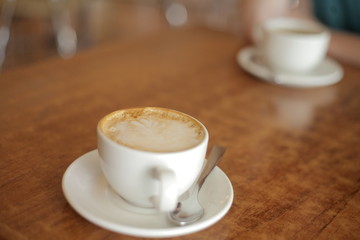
(255, 18, 330, 74)
(97, 107, 208, 212)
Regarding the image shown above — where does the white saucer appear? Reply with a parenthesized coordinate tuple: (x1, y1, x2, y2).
(62, 150, 233, 238)
(236, 46, 343, 88)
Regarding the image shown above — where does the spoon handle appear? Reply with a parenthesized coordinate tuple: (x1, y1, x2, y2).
(168, 145, 226, 226)
(197, 145, 226, 189)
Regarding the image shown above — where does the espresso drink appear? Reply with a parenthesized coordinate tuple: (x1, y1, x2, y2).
(99, 107, 205, 152)
(272, 28, 321, 35)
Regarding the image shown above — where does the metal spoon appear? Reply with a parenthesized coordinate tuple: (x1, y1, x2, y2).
(169, 145, 226, 226)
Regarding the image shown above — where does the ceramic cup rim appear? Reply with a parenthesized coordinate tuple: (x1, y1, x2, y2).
(262, 17, 329, 38)
(97, 107, 209, 155)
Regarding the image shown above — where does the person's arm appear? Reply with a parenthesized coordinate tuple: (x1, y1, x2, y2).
(328, 30, 360, 67)
(240, 0, 292, 42)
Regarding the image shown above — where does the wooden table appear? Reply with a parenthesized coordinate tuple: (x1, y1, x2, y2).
(1, 27, 360, 240)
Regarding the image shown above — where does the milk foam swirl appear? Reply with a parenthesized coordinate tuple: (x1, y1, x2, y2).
(100, 108, 205, 152)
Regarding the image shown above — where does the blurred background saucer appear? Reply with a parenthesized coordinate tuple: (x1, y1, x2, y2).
(237, 46, 344, 88)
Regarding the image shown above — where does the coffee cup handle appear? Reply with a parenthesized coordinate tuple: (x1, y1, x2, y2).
(252, 24, 265, 47)
(152, 167, 178, 211)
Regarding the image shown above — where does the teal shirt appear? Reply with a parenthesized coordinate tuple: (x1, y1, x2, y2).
(313, 0, 360, 33)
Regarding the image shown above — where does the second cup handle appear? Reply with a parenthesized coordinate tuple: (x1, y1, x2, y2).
(153, 167, 178, 211)
(252, 24, 265, 48)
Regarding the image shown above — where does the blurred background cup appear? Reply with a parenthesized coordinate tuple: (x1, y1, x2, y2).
(254, 18, 330, 74)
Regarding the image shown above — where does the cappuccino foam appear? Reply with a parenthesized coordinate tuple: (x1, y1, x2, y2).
(100, 108, 205, 152)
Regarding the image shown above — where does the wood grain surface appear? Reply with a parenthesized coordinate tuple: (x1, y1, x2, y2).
(1, 27, 360, 240)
